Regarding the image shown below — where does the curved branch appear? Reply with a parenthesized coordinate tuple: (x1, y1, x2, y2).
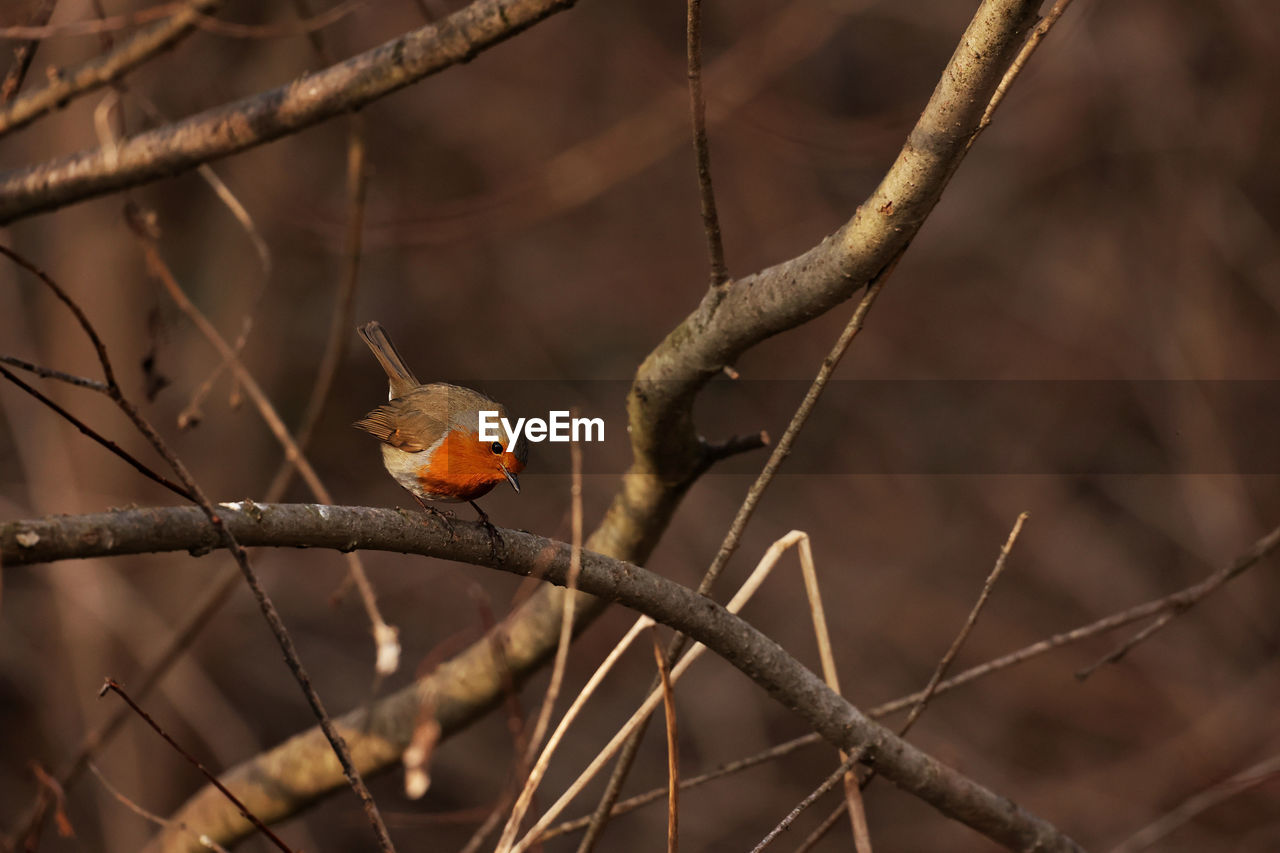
(626, 0, 1041, 481)
(0, 0, 578, 223)
(0, 504, 1084, 853)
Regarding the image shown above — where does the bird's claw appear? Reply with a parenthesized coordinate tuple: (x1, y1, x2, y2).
(469, 501, 504, 559)
(413, 495, 457, 539)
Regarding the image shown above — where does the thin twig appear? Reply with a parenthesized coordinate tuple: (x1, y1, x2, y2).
(1078, 521, 1280, 679)
(750, 750, 866, 853)
(792, 802, 845, 853)
(4, 194, 370, 838)
(0, 0, 224, 137)
(537, 733, 824, 842)
(1075, 610, 1176, 680)
(686, 0, 727, 287)
(26, 764, 71, 840)
(3, 242, 398, 853)
(871, 522, 1280, 719)
(792, 532, 871, 852)
(1110, 752, 1280, 853)
(807, 514, 1028, 851)
(977, 0, 1075, 131)
(900, 512, 1029, 735)
(496, 615, 657, 853)
(192, 0, 367, 39)
(0, 364, 193, 501)
(0, 0, 364, 40)
(126, 207, 398, 675)
(0, 354, 108, 390)
(699, 263, 892, 598)
(0, 3, 190, 38)
(264, 121, 366, 496)
(0, 0, 580, 223)
(99, 680, 296, 853)
(88, 763, 231, 852)
(0, 0, 58, 105)
(650, 629, 680, 853)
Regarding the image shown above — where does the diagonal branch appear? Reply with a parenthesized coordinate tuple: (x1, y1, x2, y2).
(0, 0, 224, 138)
(0, 503, 1085, 853)
(0, 0, 579, 223)
(626, 0, 1042, 489)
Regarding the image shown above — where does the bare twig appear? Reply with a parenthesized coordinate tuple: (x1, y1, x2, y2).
(750, 750, 866, 853)
(0, 0, 580, 223)
(650, 629, 680, 853)
(1078, 522, 1280, 679)
(791, 532, 871, 852)
(537, 733, 824, 842)
(0, 0, 225, 137)
(0, 354, 108, 390)
(900, 512, 1029, 735)
(801, 515, 1028, 852)
(699, 266, 890, 598)
(686, 0, 727, 288)
(977, 0, 1075, 131)
(127, 208, 398, 675)
(27, 763, 72, 839)
(0, 4, 191, 38)
(0, 243, 397, 853)
(1110, 752, 1280, 853)
(0, 363, 193, 499)
(0, 0, 58, 105)
(265, 122, 366, 496)
(792, 802, 845, 853)
(193, 0, 366, 39)
(88, 763, 230, 852)
(100, 680, 295, 853)
(3, 181, 369, 837)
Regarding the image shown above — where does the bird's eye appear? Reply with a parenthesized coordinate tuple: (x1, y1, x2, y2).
(490, 441, 504, 455)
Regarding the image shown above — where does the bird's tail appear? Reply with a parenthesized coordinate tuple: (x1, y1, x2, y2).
(358, 321, 419, 398)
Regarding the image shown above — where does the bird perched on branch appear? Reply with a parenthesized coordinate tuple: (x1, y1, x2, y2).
(355, 321, 526, 536)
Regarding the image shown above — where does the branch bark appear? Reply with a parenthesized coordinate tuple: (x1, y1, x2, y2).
(0, 504, 1085, 853)
(0, 0, 578, 223)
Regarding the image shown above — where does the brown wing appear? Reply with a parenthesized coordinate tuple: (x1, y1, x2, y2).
(355, 386, 458, 452)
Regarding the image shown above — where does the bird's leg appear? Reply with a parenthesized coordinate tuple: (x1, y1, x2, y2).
(412, 493, 456, 538)
(469, 500, 503, 557)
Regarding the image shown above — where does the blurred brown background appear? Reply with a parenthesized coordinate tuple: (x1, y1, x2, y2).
(2, 0, 1279, 850)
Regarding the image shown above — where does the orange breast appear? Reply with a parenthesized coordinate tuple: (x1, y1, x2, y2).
(413, 429, 504, 501)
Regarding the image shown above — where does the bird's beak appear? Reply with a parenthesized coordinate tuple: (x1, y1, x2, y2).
(500, 463, 521, 494)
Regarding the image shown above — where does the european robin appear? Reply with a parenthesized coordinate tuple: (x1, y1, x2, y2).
(355, 321, 527, 533)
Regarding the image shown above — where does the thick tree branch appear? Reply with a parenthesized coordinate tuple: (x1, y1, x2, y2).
(626, 0, 1041, 482)
(0, 504, 1084, 853)
(0, 0, 578, 223)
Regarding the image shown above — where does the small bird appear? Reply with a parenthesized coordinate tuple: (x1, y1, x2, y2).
(354, 321, 527, 533)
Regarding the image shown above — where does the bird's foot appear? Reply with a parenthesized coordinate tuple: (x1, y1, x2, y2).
(469, 501, 504, 558)
(413, 495, 457, 539)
